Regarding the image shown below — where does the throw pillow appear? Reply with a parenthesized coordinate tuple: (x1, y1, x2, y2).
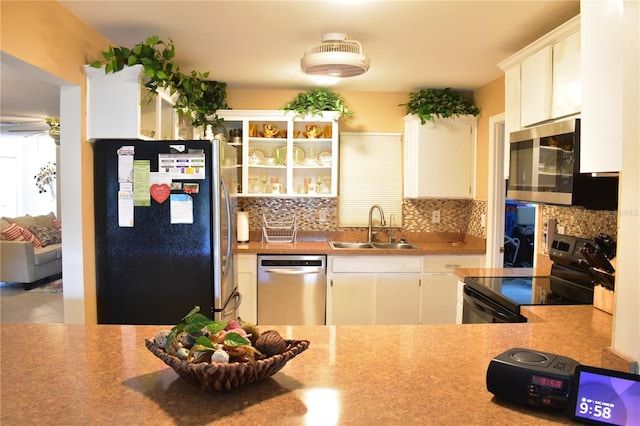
(27, 225, 61, 247)
(3, 215, 36, 228)
(52, 218, 62, 231)
(0, 218, 10, 240)
(1, 223, 26, 241)
(33, 212, 56, 228)
(20, 227, 43, 248)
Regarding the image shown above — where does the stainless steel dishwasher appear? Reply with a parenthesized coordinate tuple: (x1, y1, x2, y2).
(257, 255, 326, 325)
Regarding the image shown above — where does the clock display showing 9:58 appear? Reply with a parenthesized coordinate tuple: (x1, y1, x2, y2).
(573, 371, 640, 425)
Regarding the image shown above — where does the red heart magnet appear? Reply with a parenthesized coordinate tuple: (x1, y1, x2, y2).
(150, 183, 171, 204)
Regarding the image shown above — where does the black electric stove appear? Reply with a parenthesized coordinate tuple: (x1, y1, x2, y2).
(463, 275, 594, 314)
(462, 235, 596, 323)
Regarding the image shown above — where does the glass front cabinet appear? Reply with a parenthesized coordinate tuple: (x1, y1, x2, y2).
(216, 110, 339, 197)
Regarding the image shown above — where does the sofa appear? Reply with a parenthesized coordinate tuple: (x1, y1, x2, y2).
(0, 212, 62, 288)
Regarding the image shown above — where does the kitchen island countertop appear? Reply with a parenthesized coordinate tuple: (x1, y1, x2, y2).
(1, 306, 612, 425)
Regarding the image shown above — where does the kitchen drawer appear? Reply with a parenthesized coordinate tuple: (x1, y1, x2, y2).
(331, 256, 422, 273)
(423, 256, 481, 273)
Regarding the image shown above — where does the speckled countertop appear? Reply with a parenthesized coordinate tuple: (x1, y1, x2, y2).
(236, 231, 486, 255)
(454, 266, 552, 280)
(1, 306, 613, 425)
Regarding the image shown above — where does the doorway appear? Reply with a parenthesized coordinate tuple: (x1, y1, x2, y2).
(1, 53, 85, 323)
(503, 200, 536, 267)
(486, 113, 538, 269)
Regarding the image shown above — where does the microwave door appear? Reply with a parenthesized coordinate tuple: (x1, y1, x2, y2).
(509, 138, 534, 190)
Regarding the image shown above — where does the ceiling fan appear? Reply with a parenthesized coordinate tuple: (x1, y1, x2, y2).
(3, 118, 60, 142)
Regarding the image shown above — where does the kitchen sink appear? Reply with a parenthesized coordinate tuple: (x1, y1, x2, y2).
(329, 242, 375, 249)
(371, 242, 420, 250)
(329, 241, 420, 250)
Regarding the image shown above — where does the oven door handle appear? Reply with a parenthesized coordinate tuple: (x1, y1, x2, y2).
(463, 286, 518, 322)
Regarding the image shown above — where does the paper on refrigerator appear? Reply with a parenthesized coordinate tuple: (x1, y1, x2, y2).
(117, 146, 135, 227)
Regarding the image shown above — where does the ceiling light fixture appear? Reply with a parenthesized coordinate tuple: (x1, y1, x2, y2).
(300, 33, 370, 78)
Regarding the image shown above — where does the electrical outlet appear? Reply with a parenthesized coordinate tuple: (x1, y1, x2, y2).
(318, 208, 327, 223)
(481, 214, 486, 228)
(432, 210, 441, 224)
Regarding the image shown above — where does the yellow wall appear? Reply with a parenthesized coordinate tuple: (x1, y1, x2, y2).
(473, 76, 506, 200)
(1, 1, 111, 323)
(227, 89, 409, 133)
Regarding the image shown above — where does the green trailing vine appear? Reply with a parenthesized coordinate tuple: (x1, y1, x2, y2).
(400, 88, 480, 124)
(282, 88, 353, 122)
(89, 36, 228, 128)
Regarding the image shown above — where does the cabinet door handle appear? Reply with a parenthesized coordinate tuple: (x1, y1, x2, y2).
(445, 264, 461, 269)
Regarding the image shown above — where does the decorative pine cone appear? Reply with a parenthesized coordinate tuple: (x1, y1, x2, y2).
(174, 332, 196, 349)
(255, 330, 288, 357)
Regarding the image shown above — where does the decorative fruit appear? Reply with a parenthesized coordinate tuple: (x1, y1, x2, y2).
(255, 330, 287, 357)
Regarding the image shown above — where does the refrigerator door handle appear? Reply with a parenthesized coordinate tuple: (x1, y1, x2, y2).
(221, 177, 233, 283)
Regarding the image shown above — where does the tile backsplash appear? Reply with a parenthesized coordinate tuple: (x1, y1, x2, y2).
(238, 197, 487, 238)
(238, 197, 618, 244)
(540, 204, 618, 240)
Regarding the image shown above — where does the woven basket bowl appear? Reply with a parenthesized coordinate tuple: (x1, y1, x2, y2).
(145, 338, 310, 392)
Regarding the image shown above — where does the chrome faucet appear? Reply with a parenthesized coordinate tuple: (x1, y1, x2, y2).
(367, 205, 386, 243)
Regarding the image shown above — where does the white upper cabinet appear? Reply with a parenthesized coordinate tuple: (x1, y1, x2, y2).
(504, 65, 522, 143)
(580, 2, 623, 173)
(403, 114, 476, 199)
(520, 45, 553, 127)
(85, 64, 178, 140)
(499, 16, 581, 130)
(551, 30, 581, 119)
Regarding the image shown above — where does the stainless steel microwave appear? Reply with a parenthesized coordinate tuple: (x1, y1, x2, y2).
(507, 119, 618, 210)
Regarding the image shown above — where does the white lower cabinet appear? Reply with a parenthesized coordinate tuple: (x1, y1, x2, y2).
(420, 256, 481, 324)
(327, 256, 421, 325)
(237, 253, 257, 323)
(329, 275, 376, 325)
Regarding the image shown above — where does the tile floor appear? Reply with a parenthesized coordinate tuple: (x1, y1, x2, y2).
(0, 283, 64, 323)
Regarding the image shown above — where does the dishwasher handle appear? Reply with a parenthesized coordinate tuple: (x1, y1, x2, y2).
(263, 267, 324, 275)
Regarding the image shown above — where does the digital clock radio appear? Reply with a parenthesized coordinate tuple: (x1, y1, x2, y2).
(486, 348, 580, 409)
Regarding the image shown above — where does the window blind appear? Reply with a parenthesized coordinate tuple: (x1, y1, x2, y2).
(338, 132, 403, 227)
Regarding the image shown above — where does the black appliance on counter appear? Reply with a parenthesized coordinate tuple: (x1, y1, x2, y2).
(487, 348, 580, 409)
(507, 119, 618, 210)
(463, 234, 597, 324)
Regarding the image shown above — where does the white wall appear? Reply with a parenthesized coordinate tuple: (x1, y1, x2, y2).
(613, 0, 640, 368)
(0, 135, 57, 217)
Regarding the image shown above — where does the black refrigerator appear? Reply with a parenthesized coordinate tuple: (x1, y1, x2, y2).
(94, 138, 240, 324)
